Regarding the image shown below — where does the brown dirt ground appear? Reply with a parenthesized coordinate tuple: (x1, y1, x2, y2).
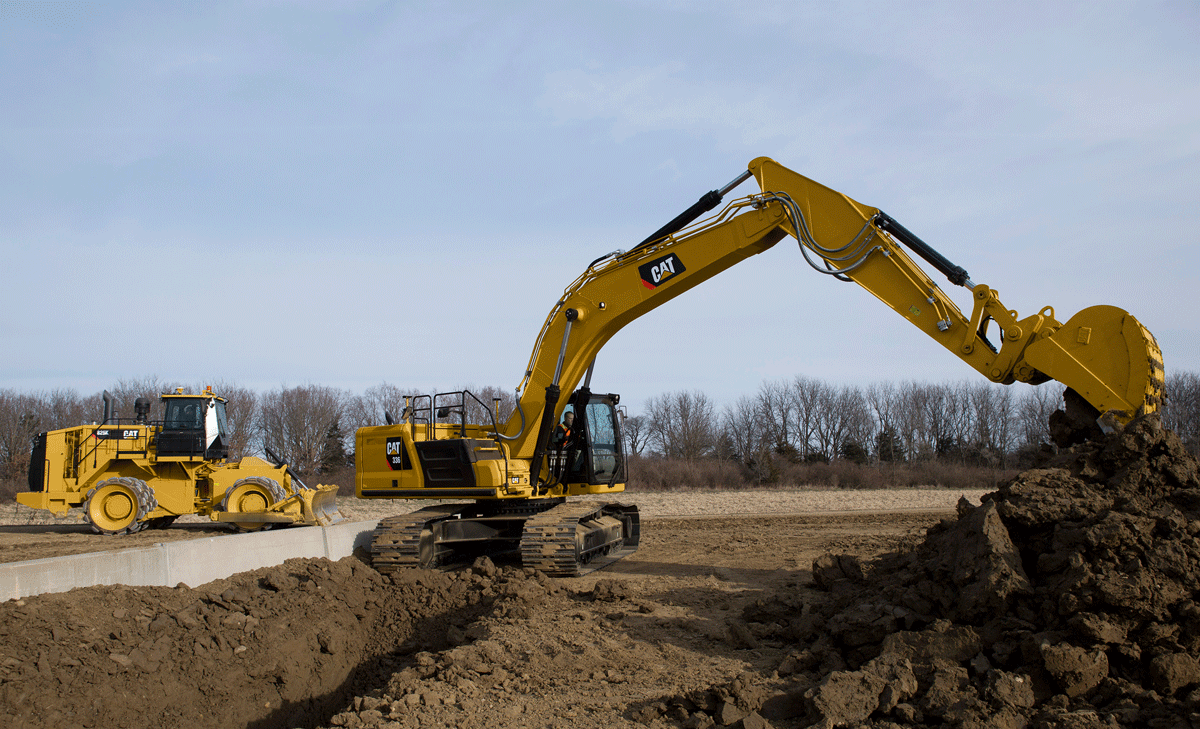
(0, 507, 944, 729)
(0, 488, 985, 564)
(7, 416, 1196, 729)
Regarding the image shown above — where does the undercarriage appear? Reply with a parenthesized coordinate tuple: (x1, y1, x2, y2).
(369, 499, 640, 577)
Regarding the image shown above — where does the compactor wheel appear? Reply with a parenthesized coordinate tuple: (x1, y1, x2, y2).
(220, 477, 286, 531)
(84, 477, 158, 535)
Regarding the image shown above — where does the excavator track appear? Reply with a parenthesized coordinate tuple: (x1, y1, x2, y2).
(369, 500, 640, 577)
(519, 501, 640, 577)
(369, 504, 463, 574)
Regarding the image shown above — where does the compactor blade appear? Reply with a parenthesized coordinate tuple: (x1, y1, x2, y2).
(301, 484, 348, 527)
(1022, 305, 1164, 424)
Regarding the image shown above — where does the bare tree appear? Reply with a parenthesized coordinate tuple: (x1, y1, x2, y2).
(842, 385, 875, 456)
(967, 382, 1016, 467)
(345, 383, 411, 434)
(644, 395, 671, 457)
(463, 385, 517, 427)
(865, 381, 897, 426)
(942, 382, 974, 458)
(722, 396, 763, 462)
(811, 384, 871, 462)
(258, 385, 346, 476)
(756, 380, 795, 453)
(645, 390, 715, 461)
(107, 376, 186, 423)
(788, 375, 824, 461)
(895, 381, 930, 462)
(622, 414, 650, 456)
(865, 381, 899, 461)
(1016, 383, 1064, 448)
(1164, 371, 1200, 456)
(993, 386, 1018, 464)
(43, 389, 100, 429)
(0, 391, 42, 476)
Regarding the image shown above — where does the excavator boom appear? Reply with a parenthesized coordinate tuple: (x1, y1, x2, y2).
(504, 157, 1163, 454)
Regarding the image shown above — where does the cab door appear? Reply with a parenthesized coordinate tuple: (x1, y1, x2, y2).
(565, 393, 625, 486)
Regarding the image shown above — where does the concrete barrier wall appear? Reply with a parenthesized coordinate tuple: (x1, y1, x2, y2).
(0, 520, 380, 601)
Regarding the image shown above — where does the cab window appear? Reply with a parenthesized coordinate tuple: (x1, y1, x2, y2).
(164, 400, 203, 430)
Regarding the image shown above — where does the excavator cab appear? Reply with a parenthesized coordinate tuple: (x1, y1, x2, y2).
(555, 392, 625, 488)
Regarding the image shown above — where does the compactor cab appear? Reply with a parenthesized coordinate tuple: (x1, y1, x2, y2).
(157, 391, 229, 460)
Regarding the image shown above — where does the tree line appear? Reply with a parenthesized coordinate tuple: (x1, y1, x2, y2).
(630, 371, 1200, 474)
(1, 372, 1197, 496)
(631, 378, 1056, 473)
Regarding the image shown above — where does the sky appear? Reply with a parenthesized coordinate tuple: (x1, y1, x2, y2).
(1, 0, 1197, 415)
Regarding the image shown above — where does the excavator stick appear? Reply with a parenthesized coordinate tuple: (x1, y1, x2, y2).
(1022, 304, 1165, 430)
(741, 156, 1164, 439)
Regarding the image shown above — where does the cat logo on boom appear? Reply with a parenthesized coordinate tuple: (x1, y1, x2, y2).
(638, 253, 686, 289)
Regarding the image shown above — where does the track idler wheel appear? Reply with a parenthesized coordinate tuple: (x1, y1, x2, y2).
(84, 477, 158, 535)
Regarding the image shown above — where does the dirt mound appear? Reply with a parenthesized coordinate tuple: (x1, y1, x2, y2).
(0, 554, 497, 729)
(4, 549, 732, 729)
(2, 509, 941, 729)
(321, 563, 754, 729)
(670, 415, 1200, 728)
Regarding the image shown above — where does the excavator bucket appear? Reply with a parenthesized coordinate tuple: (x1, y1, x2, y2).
(299, 484, 347, 527)
(1022, 305, 1165, 424)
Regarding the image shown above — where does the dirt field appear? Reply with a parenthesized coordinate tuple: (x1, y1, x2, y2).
(0, 488, 985, 564)
(4, 414, 1199, 729)
(0, 491, 967, 729)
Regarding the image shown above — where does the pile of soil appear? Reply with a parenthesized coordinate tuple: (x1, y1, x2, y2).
(0, 555, 495, 729)
(1, 548, 752, 729)
(3, 510, 933, 729)
(658, 414, 1200, 728)
(322, 561, 751, 729)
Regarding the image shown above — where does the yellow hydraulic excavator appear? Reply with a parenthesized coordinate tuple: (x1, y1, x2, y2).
(355, 156, 1163, 576)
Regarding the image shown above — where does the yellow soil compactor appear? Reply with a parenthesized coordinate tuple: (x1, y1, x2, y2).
(18, 388, 344, 534)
